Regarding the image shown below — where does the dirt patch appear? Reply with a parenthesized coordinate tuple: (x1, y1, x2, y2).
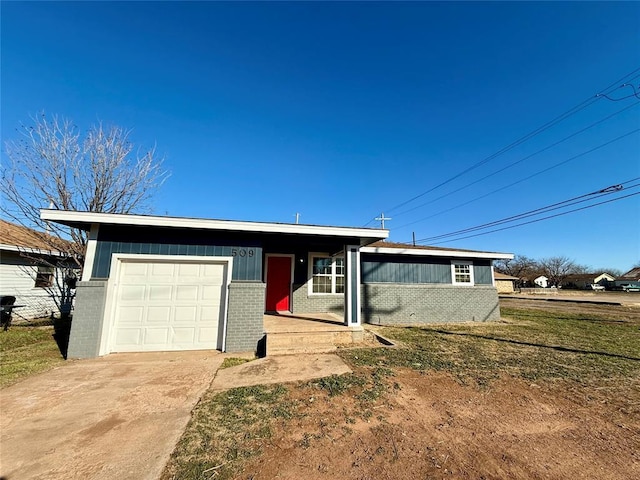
(237, 369, 639, 479)
(500, 297, 640, 322)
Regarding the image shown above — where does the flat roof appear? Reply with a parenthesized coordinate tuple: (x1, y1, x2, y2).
(361, 240, 513, 260)
(40, 210, 389, 244)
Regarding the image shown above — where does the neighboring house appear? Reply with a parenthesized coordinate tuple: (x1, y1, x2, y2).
(40, 210, 513, 359)
(534, 275, 549, 288)
(561, 273, 616, 290)
(494, 272, 519, 293)
(0, 220, 74, 319)
(614, 267, 640, 289)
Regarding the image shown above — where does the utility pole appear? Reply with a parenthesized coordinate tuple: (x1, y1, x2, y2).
(375, 212, 392, 229)
(294, 212, 301, 224)
(412, 232, 416, 246)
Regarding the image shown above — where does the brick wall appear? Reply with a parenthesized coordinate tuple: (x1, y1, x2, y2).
(291, 283, 344, 315)
(362, 283, 500, 324)
(67, 280, 107, 358)
(225, 281, 265, 353)
(495, 279, 515, 293)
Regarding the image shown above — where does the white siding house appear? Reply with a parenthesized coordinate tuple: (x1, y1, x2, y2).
(0, 220, 75, 320)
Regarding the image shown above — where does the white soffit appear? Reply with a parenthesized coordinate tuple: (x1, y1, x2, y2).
(40, 209, 389, 241)
(360, 245, 514, 260)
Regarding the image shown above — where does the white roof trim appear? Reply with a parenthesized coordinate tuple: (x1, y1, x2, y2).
(0, 243, 66, 257)
(40, 210, 389, 240)
(360, 246, 513, 260)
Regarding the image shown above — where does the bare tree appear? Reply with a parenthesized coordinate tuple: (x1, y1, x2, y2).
(1, 113, 168, 317)
(494, 255, 540, 285)
(538, 256, 583, 287)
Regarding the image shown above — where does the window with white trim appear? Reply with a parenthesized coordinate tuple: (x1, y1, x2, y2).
(35, 266, 54, 288)
(451, 261, 474, 285)
(310, 255, 344, 294)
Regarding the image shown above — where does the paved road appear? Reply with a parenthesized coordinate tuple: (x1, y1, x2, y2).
(500, 292, 640, 306)
(0, 351, 223, 480)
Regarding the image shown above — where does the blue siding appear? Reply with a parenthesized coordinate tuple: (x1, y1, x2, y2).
(474, 264, 493, 285)
(362, 254, 493, 286)
(362, 255, 452, 284)
(92, 241, 262, 281)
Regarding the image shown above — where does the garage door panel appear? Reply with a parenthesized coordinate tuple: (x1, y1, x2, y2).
(172, 327, 196, 344)
(120, 285, 146, 301)
(151, 263, 175, 276)
(123, 262, 148, 276)
(175, 306, 198, 322)
(200, 305, 221, 320)
(110, 259, 228, 353)
(118, 306, 144, 324)
(148, 285, 173, 301)
(198, 327, 218, 343)
(177, 263, 200, 276)
(114, 328, 142, 348)
(203, 263, 225, 277)
(143, 328, 170, 346)
(146, 306, 172, 323)
(202, 285, 223, 300)
(176, 285, 199, 301)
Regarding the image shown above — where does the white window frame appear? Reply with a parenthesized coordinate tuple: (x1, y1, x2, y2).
(451, 260, 474, 286)
(34, 266, 55, 288)
(308, 253, 345, 295)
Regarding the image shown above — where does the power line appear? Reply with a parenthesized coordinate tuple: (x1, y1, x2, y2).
(392, 101, 639, 219)
(425, 190, 640, 246)
(393, 127, 640, 230)
(362, 66, 640, 226)
(414, 179, 639, 243)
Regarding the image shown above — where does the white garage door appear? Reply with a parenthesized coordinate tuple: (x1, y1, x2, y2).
(110, 259, 228, 353)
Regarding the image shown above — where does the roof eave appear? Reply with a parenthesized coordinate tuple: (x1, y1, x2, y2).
(360, 245, 513, 260)
(40, 210, 389, 245)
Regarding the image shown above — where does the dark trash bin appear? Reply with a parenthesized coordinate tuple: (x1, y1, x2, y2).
(1, 295, 18, 331)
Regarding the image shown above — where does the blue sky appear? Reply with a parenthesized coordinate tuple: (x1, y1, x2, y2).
(2, 2, 639, 271)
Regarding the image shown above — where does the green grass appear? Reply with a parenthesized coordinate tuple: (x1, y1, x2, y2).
(219, 357, 254, 369)
(164, 305, 640, 478)
(0, 325, 66, 388)
(161, 384, 296, 480)
(342, 307, 640, 386)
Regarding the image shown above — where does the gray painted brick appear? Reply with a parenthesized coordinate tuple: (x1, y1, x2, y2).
(225, 282, 265, 353)
(291, 284, 344, 315)
(67, 281, 107, 358)
(361, 283, 500, 324)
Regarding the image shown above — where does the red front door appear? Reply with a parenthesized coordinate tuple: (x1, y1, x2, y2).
(265, 256, 292, 312)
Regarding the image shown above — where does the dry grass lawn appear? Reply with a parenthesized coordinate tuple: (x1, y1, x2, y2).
(162, 301, 640, 480)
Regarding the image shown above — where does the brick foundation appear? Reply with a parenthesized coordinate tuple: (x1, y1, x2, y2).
(362, 283, 500, 324)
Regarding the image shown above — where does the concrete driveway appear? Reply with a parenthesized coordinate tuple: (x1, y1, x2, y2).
(0, 350, 223, 480)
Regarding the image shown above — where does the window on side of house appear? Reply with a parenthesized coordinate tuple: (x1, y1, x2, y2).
(310, 255, 345, 294)
(451, 261, 474, 285)
(35, 266, 54, 288)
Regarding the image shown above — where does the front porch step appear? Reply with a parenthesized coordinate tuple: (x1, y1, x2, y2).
(266, 329, 366, 355)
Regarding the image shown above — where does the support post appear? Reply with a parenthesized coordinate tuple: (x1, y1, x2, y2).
(344, 245, 361, 327)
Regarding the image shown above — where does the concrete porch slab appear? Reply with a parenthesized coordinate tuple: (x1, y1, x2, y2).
(263, 312, 349, 333)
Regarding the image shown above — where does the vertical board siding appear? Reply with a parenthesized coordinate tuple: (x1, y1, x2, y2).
(474, 264, 493, 285)
(362, 256, 452, 284)
(362, 254, 493, 286)
(92, 241, 262, 281)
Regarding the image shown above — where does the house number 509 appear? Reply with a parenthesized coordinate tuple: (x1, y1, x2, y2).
(231, 248, 254, 257)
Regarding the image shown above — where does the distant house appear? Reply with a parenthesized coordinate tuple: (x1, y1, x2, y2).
(614, 267, 640, 289)
(494, 272, 519, 293)
(534, 275, 549, 288)
(562, 273, 616, 290)
(0, 220, 76, 320)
